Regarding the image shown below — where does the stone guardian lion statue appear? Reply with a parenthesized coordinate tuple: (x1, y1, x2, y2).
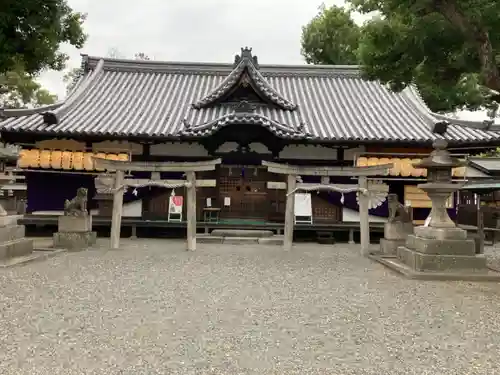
(387, 194, 411, 223)
(64, 187, 88, 216)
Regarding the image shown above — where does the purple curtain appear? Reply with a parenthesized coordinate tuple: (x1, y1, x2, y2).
(26, 172, 96, 212)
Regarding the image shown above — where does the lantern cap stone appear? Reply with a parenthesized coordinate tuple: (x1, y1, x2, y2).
(414, 138, 465, 169)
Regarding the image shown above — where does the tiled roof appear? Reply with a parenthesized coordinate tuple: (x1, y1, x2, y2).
(1, 47, 500, 143)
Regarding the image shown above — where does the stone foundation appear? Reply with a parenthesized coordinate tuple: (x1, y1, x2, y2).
(380, 238, 406, 256)
(372, 225, 500, 281)
(54, 215, 96, 251)
(58, 215, 93, 232)
(0, 215, 44, 267)
(379, 221, 413, 256)
(53, 231, 97, 251)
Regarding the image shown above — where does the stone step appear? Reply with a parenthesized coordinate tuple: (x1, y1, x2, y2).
(0, 224, 25, 243)
(0, 238, 34, 260)
(198, 235, 283, 245)
(211, 229, 274, 238)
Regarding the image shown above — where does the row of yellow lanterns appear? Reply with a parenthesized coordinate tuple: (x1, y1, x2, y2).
(356, 156, 466, 177)
(18, 149, 129, 171)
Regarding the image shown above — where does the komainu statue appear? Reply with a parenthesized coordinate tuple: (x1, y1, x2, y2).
(387, 194, 411, 223)
(64, 187, 88, 216)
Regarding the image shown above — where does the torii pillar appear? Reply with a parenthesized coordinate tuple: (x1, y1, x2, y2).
(93, 158, 221, 250)
(262, 161, 392, 254)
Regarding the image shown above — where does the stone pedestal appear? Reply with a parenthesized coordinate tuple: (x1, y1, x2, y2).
(373, 224, 500, 280)
(397, 226, 486, 272)
(380, 221, 413, 256)
(0, 215, 33, 260)
(53, 215, 97, 251)
(371, 139, 500, 281)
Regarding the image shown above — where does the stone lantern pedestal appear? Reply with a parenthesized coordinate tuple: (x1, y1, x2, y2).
(373, 140, 500, 281)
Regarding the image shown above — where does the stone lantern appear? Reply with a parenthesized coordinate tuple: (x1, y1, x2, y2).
(374, 139, 500, 280)
(0, 143, 38, 266)
(414, 139, 463, 229)
(0, 143, 19, 216)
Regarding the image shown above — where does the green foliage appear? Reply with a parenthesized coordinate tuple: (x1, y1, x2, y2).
(0, 0, 87, 75)
(0, 67, 57, 108)
(301, 5, 360, 65)
(301, 1, 500, 113)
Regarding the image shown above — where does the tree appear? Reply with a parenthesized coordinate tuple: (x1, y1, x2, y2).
(0, 0, 86, 75)
(0, 66, 57, 108)
(301, 5, 361, 65)
(301, 2, 500, 113)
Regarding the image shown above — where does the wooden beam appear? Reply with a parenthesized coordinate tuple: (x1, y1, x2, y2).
(93, 157, 222, 172)
(284, 174, 296, 251)
(262, 160, 393, 176)
(110, 170, 125, 249)
(124, 178, 216, 187)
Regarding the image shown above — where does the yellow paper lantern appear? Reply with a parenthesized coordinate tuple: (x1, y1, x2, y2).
(61, 151, 72, 170)
(117, 153, 129, 161)
(50, 151, 62, 169)
(400, 158, 413, 177)
(367, 157, 379, 167)
(17, 150, 30, 168)
(94, 153, 107, 171)
(390, 158, 401, 176)
(357, 157, 368, 167)
(72, 152, 84, 170)
(39, 150, 51, 169)
(83, 153, 94, 171)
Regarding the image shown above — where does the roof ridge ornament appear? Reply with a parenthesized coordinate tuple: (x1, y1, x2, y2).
(233, 47, 259, 69)
(192, 47, 297, 111)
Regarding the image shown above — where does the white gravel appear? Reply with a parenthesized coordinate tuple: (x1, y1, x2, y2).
(1, 239, 500, 374)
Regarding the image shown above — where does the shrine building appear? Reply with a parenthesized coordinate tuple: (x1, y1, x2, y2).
(0, 47, 498, 238)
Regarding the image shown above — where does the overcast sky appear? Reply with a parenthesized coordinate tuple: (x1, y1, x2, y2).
(39, 0, 353, 98)
(37, 0, 493, 122)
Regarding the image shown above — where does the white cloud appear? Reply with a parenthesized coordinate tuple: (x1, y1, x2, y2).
(38, 0, 347, 99)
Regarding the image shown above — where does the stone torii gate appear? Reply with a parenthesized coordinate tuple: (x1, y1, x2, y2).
(261, 161, 393, 253)
(93, 157, 222, 250)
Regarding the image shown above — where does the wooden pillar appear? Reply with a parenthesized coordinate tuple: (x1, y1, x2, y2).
(110, 170, 125, 249)
(358, 176, 370, 255)
(186, 171, 196, 251)
(284, 174, 296, 251)
(477, 193, 484, 254)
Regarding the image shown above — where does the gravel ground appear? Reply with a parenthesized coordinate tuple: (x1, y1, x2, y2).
(1, 239, 500, 375)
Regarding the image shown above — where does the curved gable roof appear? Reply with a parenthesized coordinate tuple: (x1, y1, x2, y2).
(0, 48, 499, 144)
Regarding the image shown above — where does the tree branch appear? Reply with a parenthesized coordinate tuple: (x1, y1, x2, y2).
(434, 0, 500, 91)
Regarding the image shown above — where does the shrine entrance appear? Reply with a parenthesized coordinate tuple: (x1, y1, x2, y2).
(218, 165, 268, 221)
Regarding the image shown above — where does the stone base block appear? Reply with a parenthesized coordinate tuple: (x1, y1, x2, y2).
(223, 237, 259, 245)
(405, 235, 475, 256)
(0, 225, 25, 243)
(211, 229, 273, 238)
(0, 249, 66, 268)
(380, 238, 405, 256)
(0, 238, 34, 260)
(370, 254, 500, 281)
(53, 231, 97, 251)
(414, 226, 467, 241)
(58, 215, 92, 233)
(397, 246, 487, 272)
(197, 235, 224, 244)
(258, 236, 283, 245)
(384, 222, 413, 240)
(0, 215, 22, 228)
